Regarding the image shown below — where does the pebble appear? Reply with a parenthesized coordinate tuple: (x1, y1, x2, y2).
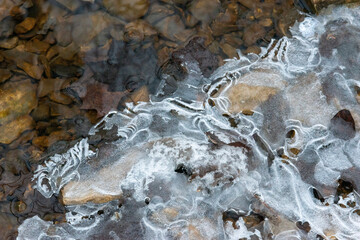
(14, 17, 36, 34)
(102, 0, 150, 21)
(0, 36, 19, 49)
(25, 39, 50, 54)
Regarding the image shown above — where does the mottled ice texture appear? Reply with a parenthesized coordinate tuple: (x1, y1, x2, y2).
(21, 5, 360, 240)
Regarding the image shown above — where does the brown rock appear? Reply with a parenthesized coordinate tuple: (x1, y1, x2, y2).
(103, 0, 150, 21)
(0, 36, 18, 49)
(48, 91, 73, 105)
(10, 5, 27, 21)
(220, 43, 238, 58)
(14, 17, 36, 34)
(37, 77, 72, 97)
(0, 79, 37, 126)
(245, 45, 261, 55)
(31, 103, 50, 121)
(2, 46, 44, 79)
(25, 39, 50, 54)
(18, 60, 44, 79)
(61, 149, 139, 205)
(0, 115, 35, 144)
(0, 69, 11, 83)
(215, 70, 285, 114)
(124, 20, 157, 43)
(8, 130, 36, 149)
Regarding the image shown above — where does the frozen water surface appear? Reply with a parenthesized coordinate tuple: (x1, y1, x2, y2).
(19, 5, 360, 240)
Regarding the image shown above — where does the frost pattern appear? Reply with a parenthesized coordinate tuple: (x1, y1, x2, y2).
(33, 139, 96, 198)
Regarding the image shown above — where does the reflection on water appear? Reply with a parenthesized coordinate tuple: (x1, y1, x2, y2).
(17, 5, 360, 240)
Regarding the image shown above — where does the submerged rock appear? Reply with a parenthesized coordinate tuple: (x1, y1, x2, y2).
(0, 79, 37, 126)
(14, 17, 36, 34)
(0, 115, 34, 144)
(102, 0, 149, 21)
(330, 109, 356, 140)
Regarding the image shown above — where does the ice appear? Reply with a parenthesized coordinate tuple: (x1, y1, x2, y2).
(24, 5, 360, 240)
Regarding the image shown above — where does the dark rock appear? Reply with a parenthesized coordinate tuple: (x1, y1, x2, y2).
(296, 221, 311, 233)
(329, 109, 356, 140)
(0, 17, 15, 38)
(174, 163, 192, 176)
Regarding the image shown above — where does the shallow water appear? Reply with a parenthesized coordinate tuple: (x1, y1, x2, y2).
(14, 4, 360, 240)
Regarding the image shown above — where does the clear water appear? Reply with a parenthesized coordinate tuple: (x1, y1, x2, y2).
(19, 5, 360, 240)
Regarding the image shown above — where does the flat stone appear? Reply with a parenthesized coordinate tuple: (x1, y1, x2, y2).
(0, 79, 37, 126)
(37, 77, 72, 97)
(0, 69, 12, 83)
(61, 150, 140, 205)
(48, 91, 73, 105)
(14, 17, 36, 34)
(25, 39, 50, 54)
(0, 36, 18, 49)
(0, 115, 35, 144)
(103, 0, 149, 21)
(220, 70, 286, 114)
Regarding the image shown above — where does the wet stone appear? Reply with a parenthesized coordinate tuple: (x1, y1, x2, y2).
(102, 0, 150, 21)
(25, 39, 50, 54)
(0, 79, 37, 126)
(329, 109, 356, 140)
(0, 115, 35, 144)
(0, 17, 15, 38)
(0, 36, 19, 49)
(14, 17, 36, 34)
